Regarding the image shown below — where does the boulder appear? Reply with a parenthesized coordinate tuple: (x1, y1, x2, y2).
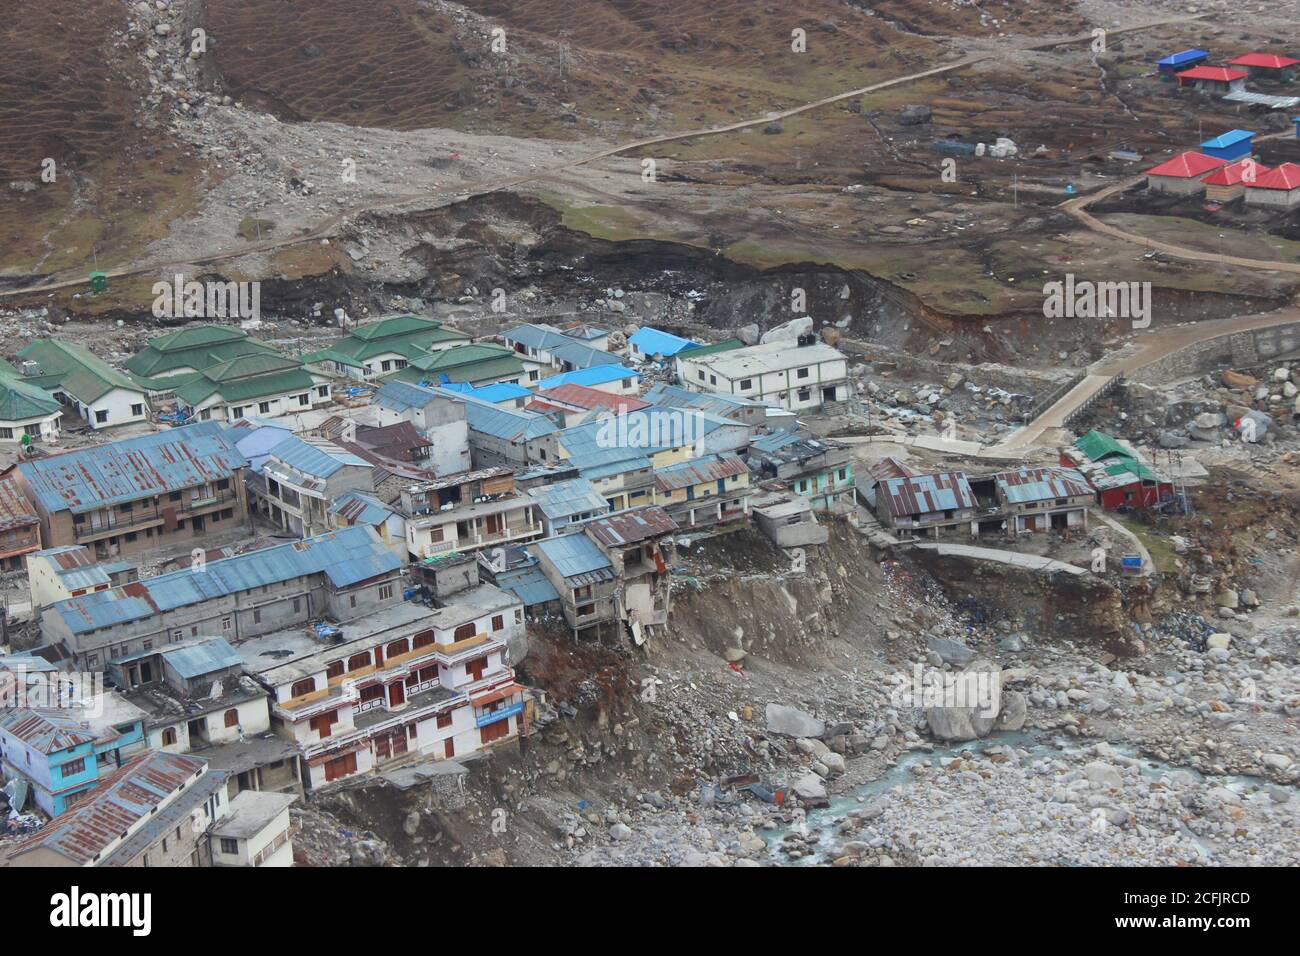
(1084, 761, 1124, 788)
(791, 773, 829, 805)
(899, 104, 932, 125)
(926, 635, 976, 667)
(766, 703, 824, 739)
(737, 323, 761, 346)
(1221, 370, 1257, 390)
(995, 691, 1027, 731)
(760, 316, 814, 345)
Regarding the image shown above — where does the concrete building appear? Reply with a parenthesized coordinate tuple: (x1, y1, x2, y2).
(17, 340, 150, 430)
(0, 367, 63, 445)
(1244, 162, 1300, 208)
(585, 506, 677, 645)
(1198, 129, 1255, 162)
(441, 389, 560, 469)
(328, 490, 407, 559)
(0, 475, 41, 570)
(302, 315, 470, 381)
(1226, 52, 1299, 82)
(1144, 151, 1228, 195)
(124, 325, 280, 381)
(969, 467, 1093, 535)
(210, 791, 297, 866)
(26, 545, 136, 609)
(503, 324, 621, 380)
(526, 477, 611, 535)
(749, 490, 829, 548)
(644, 381, 774, 430)
(239, 584, 528, 789)
(38, 526, 403, 670)
(2, 750, 290, 867)
(372, 381, 473, 476)
(529, 533, 620, 641)
(652, 452, 751, 531)
(12, 422, 248, 561)
(746, 430, 853, 512)
(255, 436, 373, 537)
(1176, 65, 1248, 94)
(874, 471, 978, 538)
(174, 353, 333, 424)
(627, 326, 699, 363)
(677, 339, 850, 411)
(401, 466, 542, 561)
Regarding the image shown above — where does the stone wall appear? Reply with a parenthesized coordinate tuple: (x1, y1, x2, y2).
(1131, 321, 1300, 386)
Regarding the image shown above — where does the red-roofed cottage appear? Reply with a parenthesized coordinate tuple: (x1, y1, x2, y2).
(1202, 158, 1271, 202)
(1176, 65, 1249, 94)
(1244, 162, 1300, 209)
(1227, 53, 1300, 81)
(1145, 151, 1228, 195)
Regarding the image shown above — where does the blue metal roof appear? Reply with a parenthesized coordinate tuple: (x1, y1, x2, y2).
(494, 562, 561, 607)
(374, 380, 439, 413)
(50, 527, 399, 635)
(1200, 129, 1255, 149)
(528, 477, 610, 520)
(230, 422, 293, 475)
(268, 436, 369, 478)
(502, 323, 567, 350)
(1156, 49, 1209, 67)
(437, 388, 557, 442)
(994, 467, 1091, 504)
(17, 422, 245, 514)
(536, 365, 639, 390)
(531, 533, 615, 584)
(643, 383, 757, 415)
(441, 381, 532, 404)
(329, 490, 396, 526)
(157, 637, 243, 679)
(628, 327, 698, 358)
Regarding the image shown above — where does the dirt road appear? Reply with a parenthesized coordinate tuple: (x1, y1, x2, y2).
(994, 306, 1300, 451)
(0, 14, 1205, 301)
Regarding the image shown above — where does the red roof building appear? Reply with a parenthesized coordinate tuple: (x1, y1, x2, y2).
(1176, 65, 1249, 83)
(1227, 53, 1300, 70)
(1201, 158, 1269, 186)
(1250, 162, 1300, 190)
(538, 383, 650, 414)
(1145, 151, 1228, 178)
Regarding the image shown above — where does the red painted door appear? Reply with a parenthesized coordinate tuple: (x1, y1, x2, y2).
(389, 682, 405, 706)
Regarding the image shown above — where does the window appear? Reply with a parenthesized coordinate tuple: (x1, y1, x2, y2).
(95, 409, 109, 424)
(838, 469, 848, 481)
(223, 709, 239, 728)
(162, 728, 178, 746)
(297, 394, 310, 406)
(120, 501, 133, 513)
(324, 753, 357, 781)
(230, 406, 244, 419)
(60, 757, 86, 777)
(131, 403, 144, 416)
(436, 712, 452, 729)
(578, 603, 595, 617)
(387, 638, 409, 658)
(796, 367, 810, 379)
(171, 629, 184, 643)
(798, 388, 811, 403)
(220, 838, 239, 855)
(293, 598, 301, 614)
(125, 532, 137, 542)
(709, 375, 716, 385)
(217, 478, 230, 491)
(413, 629, 435, 650)
(326, 660, 344, 679)
(169, 491, 182, 502)
(258, 402, 271, 414)
(290, 677, 316, 698)
(253, 608, 261, 624)
(349, 595, 357, 608)
(347, 653, 370, 672)
(379, 584, 393, 601)
(317, 386, 329, 398)
(697, 370, 705, 381)
(453, 623, 476, 642)
(310, 712, 335, 739)
(0, 428, 10, 440)
(491, 615, 504, 631)
(222, 616, 232, 631)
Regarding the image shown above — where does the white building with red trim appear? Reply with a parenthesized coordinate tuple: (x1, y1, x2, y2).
(237, 586, 530, 789)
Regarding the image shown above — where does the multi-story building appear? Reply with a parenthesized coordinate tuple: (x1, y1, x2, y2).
(529, 533, 620, 641)
(372, 381, 472, 475)
(239, 583, 529, 789)
(746, 430, 854, 512)
(401, 467, 542, 561)
(124, 324, 280, 381)
(254, 436, 373, 537)
(26, 545, 137, 609)
(526, 477, 611, 536)
(302, 314, 471, 381)
(2, 750, 294, 867)
(584, 507, 677, 645)
(677, 338, 850, 411)
(38, 526, 403, 669)
(11, 422, 248, 560)
(0, 475, 42, 570)
(652, 453, 751, 530)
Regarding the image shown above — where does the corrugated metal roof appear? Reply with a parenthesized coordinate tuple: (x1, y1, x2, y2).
(527, 477, 609, 519)
(154, 637, 243, 679)
(530, 534, 616, 585)
(329, 489, 397, 526)
(628, 327, 698, 357)
(642, 383, 762, 417)
(0, 476, 38, 531)
(1200, 129, 1255, 149)
(9, 750, 209, 865)
(878, 472, 975, 518)
(502, 323, 566, 350)
(374, 380, 439, 413)
(17, 422, 245, 514)
(1156, 49, 1208, 67)
(653, 453, 747, 492)
(550, 339, 622, 370)
(268, 435, 370, 479)
(542, 384, 650, 413)
(494, 563, 561, 607)
(585, 505, 678, 546)
(50, 527, 399, 635)
(445, 389, 558, 442)
(0, 708, 97, 753)
(994, 467, 1092, 504)
(440, 381, 532, 404)
(536, 365, 639, 390)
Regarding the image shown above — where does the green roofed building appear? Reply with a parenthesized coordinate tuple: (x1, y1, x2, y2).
(386, 342, 526, 389)
(124, 324, 279, 380)
(0, 365, 64, 444)
(17, 340, 151, 430)
(300, 315, 470, 381)
(173, 352, 332, 423)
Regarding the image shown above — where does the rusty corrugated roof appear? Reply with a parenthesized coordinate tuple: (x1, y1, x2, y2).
(878, 472, 975, 519)
(585, 505, 678, 546)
